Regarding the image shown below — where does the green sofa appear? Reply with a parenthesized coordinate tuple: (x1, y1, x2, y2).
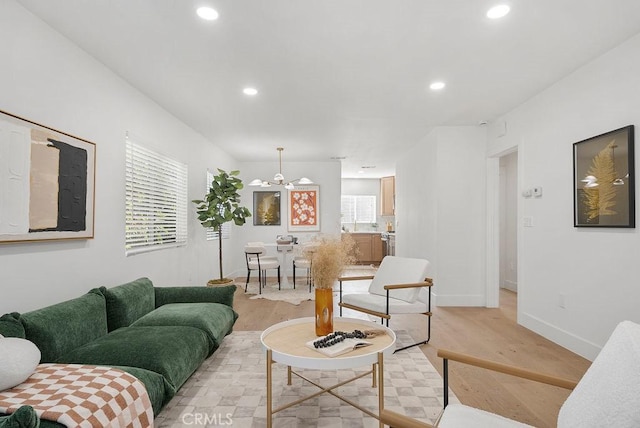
(0, 278, 238, 427)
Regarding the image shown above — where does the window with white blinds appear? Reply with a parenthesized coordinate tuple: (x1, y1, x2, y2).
(125, 138, 188, 255)
(205, 169, 231, 241)
(341, 195, 377, 223)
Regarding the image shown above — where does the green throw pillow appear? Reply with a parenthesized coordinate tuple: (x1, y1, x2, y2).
(0, 406, 40, 428)
(0, 313, 25, 339)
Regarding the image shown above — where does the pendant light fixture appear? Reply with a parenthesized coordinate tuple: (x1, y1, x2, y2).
(248, 147, 313, 190)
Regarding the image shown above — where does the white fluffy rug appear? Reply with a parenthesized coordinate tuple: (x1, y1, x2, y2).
(242, 266, 378, 306)
(245, 282, 314, 305)
(155, 330, 458, 428)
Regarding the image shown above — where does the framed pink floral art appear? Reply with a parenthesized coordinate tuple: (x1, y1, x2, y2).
(288, 185, 320, 231)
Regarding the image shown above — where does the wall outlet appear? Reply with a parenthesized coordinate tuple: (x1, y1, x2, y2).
(559, 293, 566, 309)
(523, 216, 533, 227)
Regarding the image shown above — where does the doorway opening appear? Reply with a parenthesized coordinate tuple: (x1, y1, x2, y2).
(498, 150, 518, 321)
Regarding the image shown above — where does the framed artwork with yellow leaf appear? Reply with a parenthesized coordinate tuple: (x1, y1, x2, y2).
(253, 191, 281, 226)
(573, 125, 634, 227)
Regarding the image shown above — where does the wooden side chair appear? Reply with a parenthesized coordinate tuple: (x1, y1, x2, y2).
(338, 256, 433, 352)
(380, 320, 640, 427)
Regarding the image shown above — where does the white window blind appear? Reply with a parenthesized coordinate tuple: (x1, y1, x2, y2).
(205, 169, 231, 241)
(125, 137, 188, 255)
(341, 195, 377, 223)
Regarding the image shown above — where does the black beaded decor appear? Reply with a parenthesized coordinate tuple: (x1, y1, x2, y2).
(313, 330, 367, 349)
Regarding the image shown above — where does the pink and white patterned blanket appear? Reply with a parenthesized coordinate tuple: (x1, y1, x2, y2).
(0, 364, 154, 427)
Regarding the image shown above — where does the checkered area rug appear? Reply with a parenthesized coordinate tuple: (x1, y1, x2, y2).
(155, 330, 457, 427)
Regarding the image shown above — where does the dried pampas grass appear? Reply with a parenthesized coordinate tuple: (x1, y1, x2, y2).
(304, 235, 357, 289)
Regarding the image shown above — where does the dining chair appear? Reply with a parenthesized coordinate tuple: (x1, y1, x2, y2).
(293, 241, 319, 292)
(244, 243, 280, 294)
(292, 257, 312, 291)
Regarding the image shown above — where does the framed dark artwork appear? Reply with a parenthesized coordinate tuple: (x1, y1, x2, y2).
(0, 109, 96, 243)
(573, 125, 635, 228)
(253, 191, 281, 226)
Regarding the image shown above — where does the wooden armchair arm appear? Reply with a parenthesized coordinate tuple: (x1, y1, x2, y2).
(380, 409, 434, 428)
(384, 278, 433, 290)
(438, 349, 578, 390)
(338, 275, 375, 282)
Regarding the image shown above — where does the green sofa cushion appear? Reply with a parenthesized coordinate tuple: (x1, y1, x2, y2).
(57, 325, 209, 391)
(0, 406, 40, 428)
(154, 284, 236, 308)
(0, 313, 25, 339)
(101, 277, 155, 331)
(19, 289, 107, 362)
(131, 303, 237, 354)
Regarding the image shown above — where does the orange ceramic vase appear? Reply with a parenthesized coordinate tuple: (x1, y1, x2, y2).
(315, 288, 334, 336)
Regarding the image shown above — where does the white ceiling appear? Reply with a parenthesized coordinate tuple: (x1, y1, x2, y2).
(16, 0, 640, 178)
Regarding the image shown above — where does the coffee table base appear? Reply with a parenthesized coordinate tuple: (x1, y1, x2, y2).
(266, 349, 386, 427)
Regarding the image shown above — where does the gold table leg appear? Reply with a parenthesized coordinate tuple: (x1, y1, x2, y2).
(267, 350, 388, 426)
(372, 363, 377, 387)
(378, 352, 384, 428)
(266, 349, 272, 428)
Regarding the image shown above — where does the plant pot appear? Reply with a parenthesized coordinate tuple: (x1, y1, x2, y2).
(315, 288, 334, 336)
(207, 278, 234, 287)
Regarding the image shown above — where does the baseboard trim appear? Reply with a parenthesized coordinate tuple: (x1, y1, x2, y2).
(519, 312, 601, 361)
(501, 280, 517, 292)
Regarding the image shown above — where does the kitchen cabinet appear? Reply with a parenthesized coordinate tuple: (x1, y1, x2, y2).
(380, 176, 395, 216)
(371, 233, 383, 261)
(343, 233, 383, 264)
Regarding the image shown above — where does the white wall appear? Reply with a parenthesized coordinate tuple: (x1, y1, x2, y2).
(0, 1, 236, 314)
(487, 32, 640, 359)
(232, 160, 342, 276)
(397, 126, 487, 306)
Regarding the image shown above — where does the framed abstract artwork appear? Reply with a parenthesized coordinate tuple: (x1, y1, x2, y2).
(573, 125, 634, 228)
(253, 191, 281, 226)
(0, 110, 96, 242)
(288, 185, 320, 231)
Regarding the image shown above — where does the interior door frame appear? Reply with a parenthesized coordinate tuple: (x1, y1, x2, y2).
(486, 146, 519, 308)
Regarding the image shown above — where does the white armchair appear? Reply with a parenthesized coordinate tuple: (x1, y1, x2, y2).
(338, 256, 433, 352)
(380, 320, 640, 427)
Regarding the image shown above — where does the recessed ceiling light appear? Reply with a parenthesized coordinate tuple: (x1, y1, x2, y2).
(243, 87, 258, 96)
(196, 6, 219, 21)
(429, 81, 446, 91)
(487, 4, 510, 19)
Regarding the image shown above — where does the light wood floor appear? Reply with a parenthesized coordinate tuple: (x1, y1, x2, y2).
(232, 282, 591, 428)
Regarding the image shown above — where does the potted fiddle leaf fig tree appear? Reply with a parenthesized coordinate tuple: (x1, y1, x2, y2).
(193, 169, 251, 286)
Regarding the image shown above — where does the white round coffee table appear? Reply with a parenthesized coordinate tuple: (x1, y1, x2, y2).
(261, 316, 396, 427)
